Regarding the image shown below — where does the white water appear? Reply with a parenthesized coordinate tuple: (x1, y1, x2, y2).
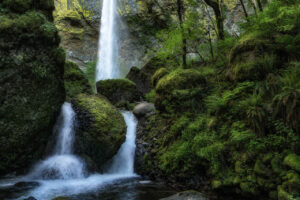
(17, 106, 138, 199)
(96, 0, 119, 81)
(9, 1, 139, 199)
(28, 103, 85, 180)
(108, 112, 137, 175)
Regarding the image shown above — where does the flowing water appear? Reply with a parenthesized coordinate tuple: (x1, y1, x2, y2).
(0, 1, 178, 199)
(96, 0, 119, 81)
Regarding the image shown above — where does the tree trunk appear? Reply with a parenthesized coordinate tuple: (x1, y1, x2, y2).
(203, 0, 224, 40)
(239, 0, 249, 19)
(256, 0, 263, 11)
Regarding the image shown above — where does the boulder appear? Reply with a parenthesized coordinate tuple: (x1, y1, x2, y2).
(126, 57, 167, 95)
(0, 2, 65, 175)
(133, 102, 155, 118)
(152, 68, 169, 87)
(96, 79, 141, 107)
(284, 154, 300, 172)
(72, 94, 126, 170)
(154, 68, 207, 112)
(160, 191, 208, 200)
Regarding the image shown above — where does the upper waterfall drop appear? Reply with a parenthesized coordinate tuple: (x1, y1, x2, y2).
(96, 0, 119, 81)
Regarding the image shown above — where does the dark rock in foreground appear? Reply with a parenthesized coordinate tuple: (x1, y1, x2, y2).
(160, 191, 208, 200)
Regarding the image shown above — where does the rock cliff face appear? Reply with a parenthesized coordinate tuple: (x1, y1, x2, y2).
(53, 0, 101, 66)
(0, 0, 65, 175)
(53, 0, 156, 74)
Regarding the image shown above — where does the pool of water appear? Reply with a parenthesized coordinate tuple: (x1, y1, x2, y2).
(0, 176, 177, 200)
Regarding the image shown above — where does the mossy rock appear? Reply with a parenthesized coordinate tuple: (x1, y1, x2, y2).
(126, 57, 169, 95)
(0, 1, 65, 175)
(284, 154, 300, 172)
(239, 182, 259, 196)
(277, 185, 293, 200)
(227, 32, 283, 81)
(96, 79, 141, 108)
(152, 68, 169, 87)
(254, 159, 272, 177)
(154, 68, 206, 112)
(72, 94, 126, 170)
(64, 61, 92, 100)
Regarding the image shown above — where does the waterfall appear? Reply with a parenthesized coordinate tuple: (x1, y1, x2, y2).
(96, 0, 119, 81)
(14, 1, 139, 198)
(108, 111, 137, 175)
(54, 103, 75, 155)
(28, 103, 85, 180)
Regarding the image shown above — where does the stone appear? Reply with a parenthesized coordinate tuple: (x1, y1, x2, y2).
(133, 102, 155, 118)
(52, 197, 72, 200)
(0, 1, 65, 175)
(72, 93, 126, 170)
(283, 154, 300, 172)
(23, 197, 37, 200)
(96, 79, 141, 107)
(126, 57, 166, 96)
(160, 191, 208, 200)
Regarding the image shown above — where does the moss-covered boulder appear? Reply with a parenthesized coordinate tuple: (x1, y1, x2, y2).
(96, 79, 141, 108)
(64, 61, 92, 100)
(72, 94, 126, 170)
(284, 154, 300, 172)
(152, 68, 169, 87)
(0, 1, 65, 175)
(126, 57, 168, 95)
(154, 68, 207, 112)
(227, 32, 284, 81)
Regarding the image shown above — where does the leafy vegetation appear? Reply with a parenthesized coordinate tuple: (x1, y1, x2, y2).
(139, 0, 300, 199)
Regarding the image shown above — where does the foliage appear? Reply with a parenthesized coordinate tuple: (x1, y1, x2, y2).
(83, 61, 97, 93)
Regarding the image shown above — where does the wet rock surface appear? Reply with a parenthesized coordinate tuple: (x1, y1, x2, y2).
(133, 102, 155, 119)
(160, 191, 209, 200)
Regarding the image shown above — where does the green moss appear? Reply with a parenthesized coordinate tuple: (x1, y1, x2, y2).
(83, 61, 97, 93)
(0, 15, 14, 30)
(240, 181, 259, 195)
(284, 154, 300, 172)
(155, 68, 206, 112)
(230, 54, 277, 81)
(212, 180, 222, 189)
(39, 22, 58, 43)
(0, 0, 65, 175)
(277, 185, 293, 200)
(64, 61, 92, 100)
(152, 68, 169, 87)
(73, 94, 126, 169)
(156, 68, 205, 94)
(145, 89, 155, 103)
(254, 159, 271, 176)
(96, 79, 140, 106)
(3, 0, 33, 13)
